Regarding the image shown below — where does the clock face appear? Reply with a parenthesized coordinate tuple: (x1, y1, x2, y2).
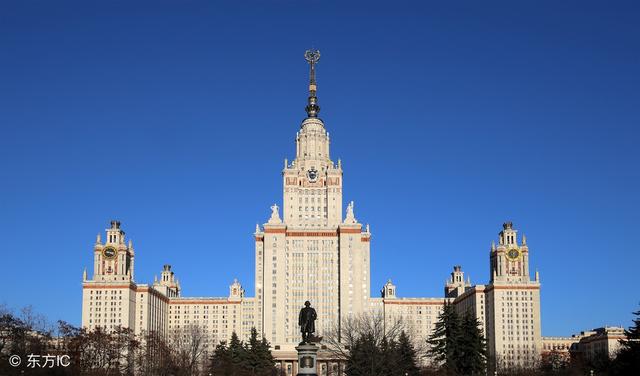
(103, 246, 116, 259)
(507, 248, 520, 261)
(307, 168, 318, 182)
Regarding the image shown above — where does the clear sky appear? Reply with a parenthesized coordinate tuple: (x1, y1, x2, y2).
(1, 0, 638, 336)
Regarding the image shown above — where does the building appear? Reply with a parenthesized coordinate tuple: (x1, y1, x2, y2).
(571, 327, 624, 361)
(539, 326, 625, 366)
(81, 221, 252, 362)
(541, 336, 581, 365)
(81, 51, 543, 372)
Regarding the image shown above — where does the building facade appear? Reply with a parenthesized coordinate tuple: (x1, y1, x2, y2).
(571, 327, 624, 361)
(81, 51, 543, 371)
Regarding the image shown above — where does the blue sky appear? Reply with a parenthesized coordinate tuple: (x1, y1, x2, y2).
(1, 0, 638, 336)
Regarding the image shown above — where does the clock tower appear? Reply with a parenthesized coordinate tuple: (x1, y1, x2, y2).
(92, 220, 135, 282)
(83, 220, 137, 333)
(490, 221, 530, 283)
(485, 222, 541, 368)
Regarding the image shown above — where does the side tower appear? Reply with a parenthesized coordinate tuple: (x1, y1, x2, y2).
(153, 264, 181, 298)
(485, 222, 541, 369)
(445, 265, 471, 298)
(82, 220, 137, 332)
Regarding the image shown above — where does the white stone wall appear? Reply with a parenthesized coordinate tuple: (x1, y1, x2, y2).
(383, 299, 445, 345)
(486, 285, 541, 368)
(82, 284, 135, 332)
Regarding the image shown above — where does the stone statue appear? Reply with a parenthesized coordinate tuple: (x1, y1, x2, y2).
(298, 301, 317, 344)
(344, 201, 356, 224)
(268, 203, 282, 224)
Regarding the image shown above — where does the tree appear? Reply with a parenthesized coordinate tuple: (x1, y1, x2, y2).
(57, 320, 85, 375)
(457, 312, 486, 375)
(540, 349, 569, 374)
(244, 328, 276, 375)
(343, 330, 419, 376)
(395, 331, 420, 376)
(378, 336, 397, 376)
(135, 330, 176, 376)
(111, 326, 139, 376)
(613, 304, 640, 375)
(324, 310, 405, 375)
(426, 302, 461, 371)
(227, 332, 246, 371)
(426, 304, 487, 375)
(208, 329, 277, 376)
(169, 323, 207, 376)
(0, 308, 56, 376)
(345, 332, 385, 376)
(209, 340, 234, 376)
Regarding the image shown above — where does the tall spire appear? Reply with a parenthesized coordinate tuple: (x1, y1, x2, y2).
(304, 49, 321, 118)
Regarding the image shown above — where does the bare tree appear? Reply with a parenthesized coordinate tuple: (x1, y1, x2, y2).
(136, 330, 176, 376)
(322, 310, 406, 374)
(0, 309, 17, 356)
(20, 305, 51, 334)
(84, 327, 118, 374)
(169, 323, 208, 376)
(112, 326, 139, 376)
(0, 303, 10, 316)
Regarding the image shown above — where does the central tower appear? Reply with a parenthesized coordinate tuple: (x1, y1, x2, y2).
(254, 50, 371, 350)
(282, 50, 343, 228)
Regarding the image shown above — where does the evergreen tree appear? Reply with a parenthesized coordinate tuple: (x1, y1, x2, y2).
(345, 335, 365, 376)
(345, 333, 385, 376)
(458, 312, 487, 375)
(346, 332, 419, 376)
(395, 331, 420, 376)
(228, 331, 247, 370)
(614, 304, 640, 375)
(427, 304, 488, 375)
(379, 336, 396, 376)
(209, 329, 276, 376)
(426, 302, 461, 371)
(244, 329, 260, 373)
(258, 336, 276, 374)
(245, 327, 276, 376)
(209, 341, 233, 376)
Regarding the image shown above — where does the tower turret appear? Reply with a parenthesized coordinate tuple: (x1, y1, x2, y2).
(445, 265, 471, 298)
(154, 264, 181, 297)
(91, 220, 134, 282)
(229, 278, 245, 302)
(490, 221, 531, 283)
(381, 279, 397, 299)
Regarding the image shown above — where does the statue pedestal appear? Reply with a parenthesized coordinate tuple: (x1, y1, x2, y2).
(295, 343, 319, 376)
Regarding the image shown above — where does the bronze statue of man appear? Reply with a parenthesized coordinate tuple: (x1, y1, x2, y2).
(298, 301, 317, 343)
